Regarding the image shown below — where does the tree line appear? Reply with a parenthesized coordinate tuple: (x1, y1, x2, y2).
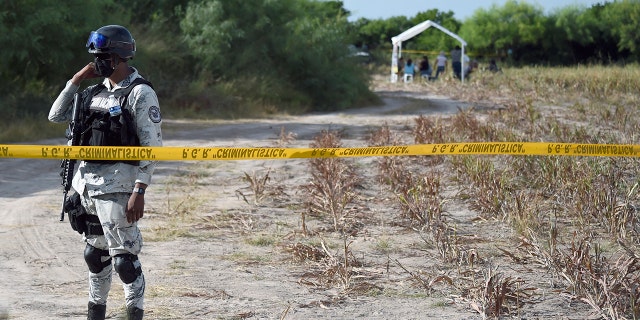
(353, 0, 639, 66)
(0, 0, 637, 122)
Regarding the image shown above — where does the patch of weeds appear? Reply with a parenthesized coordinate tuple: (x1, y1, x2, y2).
(394, 259, 454, 293)
(373, 237, 393, 253)
(413, 115, 445, 144)
(245, 234, 278, 247)
(293, 237, 377, 293)
(468, 266, 535, 318)
(286, 242, 327, 262)
(225, 251, 272, 264)
(273, 126, 297, 147)
(168, 259, 188, 270)
(396, 172, 445, 226)
(145, 221, 197, 242)
(236, 168, 272, 205)
(303, 129, 360, 232)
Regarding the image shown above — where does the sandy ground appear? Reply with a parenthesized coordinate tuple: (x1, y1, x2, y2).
(0, 86, 596, 319)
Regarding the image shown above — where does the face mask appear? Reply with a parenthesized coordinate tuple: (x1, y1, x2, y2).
(94, 55, 115, 77)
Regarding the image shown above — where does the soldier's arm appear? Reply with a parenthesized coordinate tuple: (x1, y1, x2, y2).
(130, 84, 162, 186)
(49, 63, 98, 123)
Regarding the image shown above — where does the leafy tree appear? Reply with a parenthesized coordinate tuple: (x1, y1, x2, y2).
(459, 0, 547, 64)
(352, 16, 412, 50)
(0, 1, 114, 94)
(410, 10, 461, 53)
(0, 0, 115, 118)
(181, 0, 374, 110)
(550, 3, 619, 64)
(351, 9, 461, 52)
(603, 0, 640, 60)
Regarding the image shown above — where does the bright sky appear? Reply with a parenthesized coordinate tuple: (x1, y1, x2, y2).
(341, 0, 606, 21)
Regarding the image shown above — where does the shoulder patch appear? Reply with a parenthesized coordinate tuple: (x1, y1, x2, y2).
(148, 106, 162, 123)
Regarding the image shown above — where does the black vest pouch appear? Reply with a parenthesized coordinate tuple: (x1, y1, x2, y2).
(84, 111, 139, 166)
(89, 112, 112, 147)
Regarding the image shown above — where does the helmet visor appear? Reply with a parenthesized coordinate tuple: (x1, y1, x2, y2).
(86, 31, 109, 49)
(86, 31, 135, 51)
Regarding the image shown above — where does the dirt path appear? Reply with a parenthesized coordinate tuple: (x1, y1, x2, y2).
(0, 90, 591, 319)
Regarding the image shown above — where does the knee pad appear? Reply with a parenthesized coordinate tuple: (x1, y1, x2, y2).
(113, 254, 142, 284)
(84, 244, 112, 274)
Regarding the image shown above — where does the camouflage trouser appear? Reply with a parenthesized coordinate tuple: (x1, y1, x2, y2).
(80, 191, 145, 310)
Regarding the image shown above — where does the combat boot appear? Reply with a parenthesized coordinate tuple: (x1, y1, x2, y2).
(87, 302, 106, 320)
(127, 306, 144, 320)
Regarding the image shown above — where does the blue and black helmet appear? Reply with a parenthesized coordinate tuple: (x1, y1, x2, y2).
(86, 25, 135, 60)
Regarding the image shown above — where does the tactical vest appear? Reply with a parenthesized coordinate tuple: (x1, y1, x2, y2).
(79, 78, 153, 165)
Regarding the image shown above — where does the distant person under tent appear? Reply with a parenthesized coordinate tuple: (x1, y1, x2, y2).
(397, 57, 405, 78)
(488, 59, 501, 73)
(463, 54, 472, 78)
(451, 45, 462, 80)
(433, 51, 447, 80)
(419, 56, 432, 80)
(403, 58, 415, 82)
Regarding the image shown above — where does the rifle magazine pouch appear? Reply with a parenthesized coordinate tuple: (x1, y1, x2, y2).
(64, 193, 104, 236)
(90, 114, 112, 147)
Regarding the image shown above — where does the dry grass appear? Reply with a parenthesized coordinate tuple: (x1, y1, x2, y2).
(152, 65, 640, 319)
(360, 66, 640, 318)
(303, 129, 360, 232)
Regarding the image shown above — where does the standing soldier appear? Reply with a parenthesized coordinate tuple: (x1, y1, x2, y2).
(48, 25, 162, 320)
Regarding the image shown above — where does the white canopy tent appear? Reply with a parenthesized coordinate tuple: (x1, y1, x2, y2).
(390, 20, 468, 83)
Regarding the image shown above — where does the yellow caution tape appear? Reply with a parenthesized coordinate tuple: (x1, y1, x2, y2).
(0, 143, 639, 161)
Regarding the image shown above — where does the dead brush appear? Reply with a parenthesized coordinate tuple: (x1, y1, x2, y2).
(500, 190, 545, 236)
(375, 155, 409, 190)
(468, 266, 535, 318)
(396, 172, 444, 226)
(393, 258, 454, 293)
(411, 115, 445, 165)
(286, 242, 327, 262)
(321, 237, 359, 290)
(296, 238, 372, 293)
(413, 115, 445, 144)
(524, 232, 640, 319)
(370, 124, 447, 227)
(303, 129, 359, 232)
(162, 168, 207, 216)
(492, 96, 541, 135)
(556, 235, 640, 320)
(614, 201, 640, 243)
(417, 220, 466, 264)
(566, 158, 640, 240)
(583, 254, 640, 320)
(451, 156, 509, 218)
(368, 122, 410, 189)
(450, 108, 499, 142)
(273, 126, 297, 147)
(592, 160, 640, 241)
(555, 234, 605, 296)
(236, 168, 272, 205)
(367, 121, 399, 146)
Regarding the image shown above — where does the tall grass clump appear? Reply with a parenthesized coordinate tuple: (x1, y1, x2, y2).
(368, 122, 408, 189)
(303, 130, 359, 232)
(451, 156, 510, 218)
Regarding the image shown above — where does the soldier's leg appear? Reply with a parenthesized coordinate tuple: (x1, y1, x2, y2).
(114, 254, 145, 319)
(93, 193, 145, 314)
(81, 192, 113, 318)
(85, 244, 112, 320)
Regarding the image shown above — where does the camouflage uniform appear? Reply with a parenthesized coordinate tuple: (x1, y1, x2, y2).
(49, 68, 162, 312)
